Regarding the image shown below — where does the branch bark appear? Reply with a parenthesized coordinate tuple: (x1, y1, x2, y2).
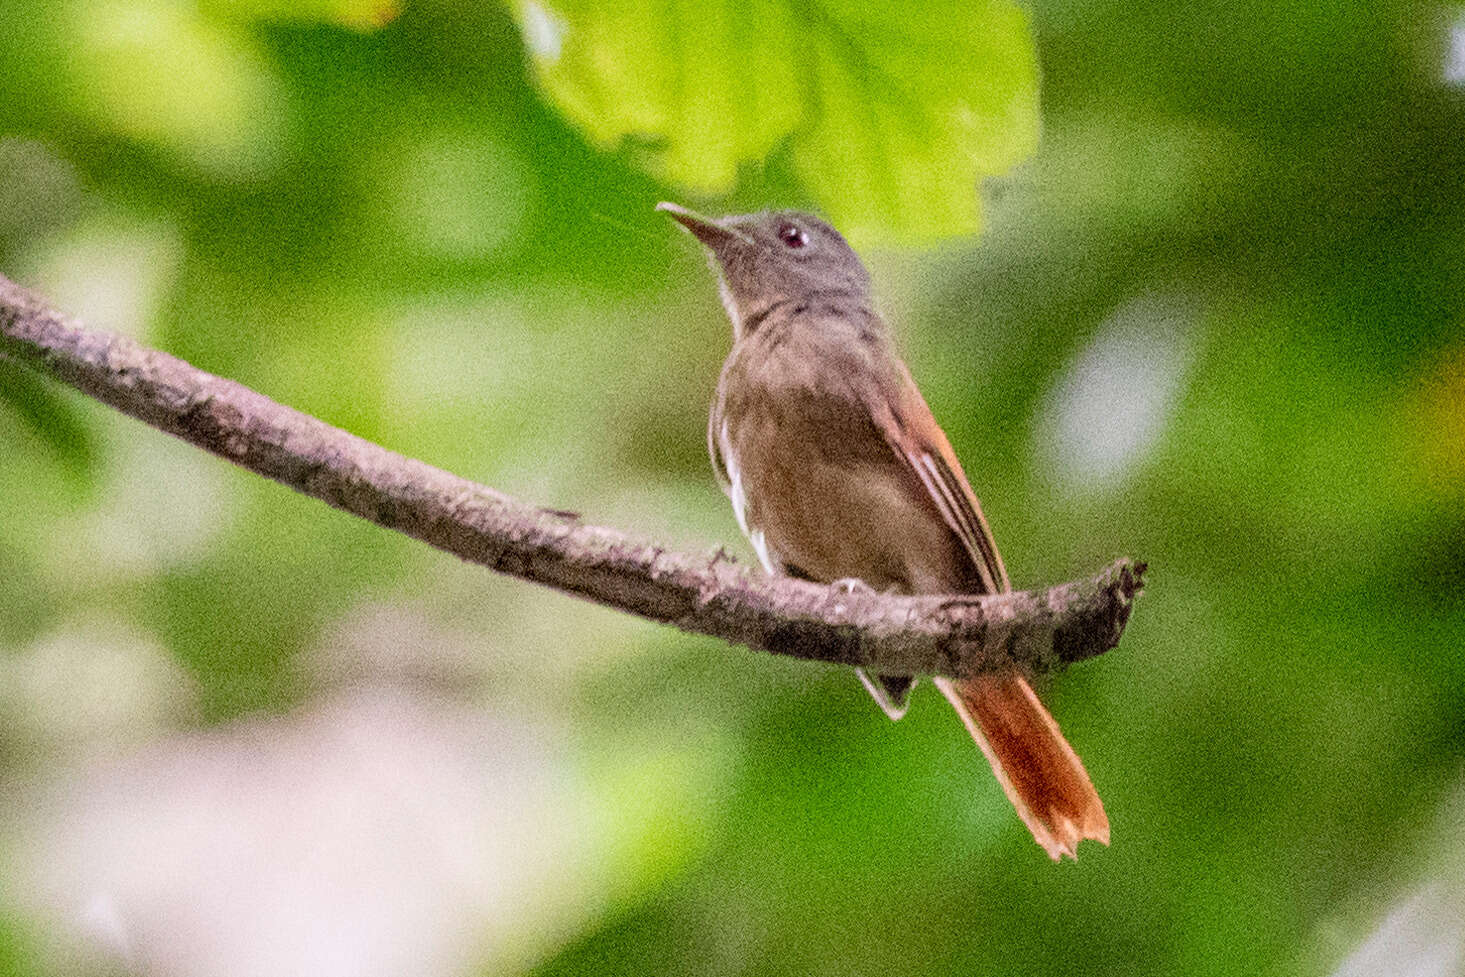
(0, 273, 1143, 679)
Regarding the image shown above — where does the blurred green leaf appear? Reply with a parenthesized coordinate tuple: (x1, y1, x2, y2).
(509, 0, 1038, 242)
(0, 362, 96, 480)
(206, 0, 401, 31)
(63, 0, 287, 179)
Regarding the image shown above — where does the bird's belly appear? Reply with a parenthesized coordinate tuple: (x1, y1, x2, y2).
(737, 451, 963, 594)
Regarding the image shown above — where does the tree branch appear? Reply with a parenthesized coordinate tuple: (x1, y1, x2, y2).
(0, 273, 1143, 679)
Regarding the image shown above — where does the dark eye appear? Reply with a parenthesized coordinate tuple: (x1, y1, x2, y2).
(778, 223, 808, 249)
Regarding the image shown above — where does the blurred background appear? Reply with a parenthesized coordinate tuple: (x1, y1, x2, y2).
(2, 1, 1464, 975)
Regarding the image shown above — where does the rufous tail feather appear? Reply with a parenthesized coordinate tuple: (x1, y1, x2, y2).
(935, 673, 1109, 860)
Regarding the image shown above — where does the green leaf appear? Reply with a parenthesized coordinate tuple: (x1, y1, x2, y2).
(0, 360, 97, 481)
(510, 0, 1038, 242)
(61, 0, 288, 180)
(205, 0, 401, 31)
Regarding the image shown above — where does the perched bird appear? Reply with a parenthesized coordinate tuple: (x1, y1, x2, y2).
(659, 202, 1108, 859)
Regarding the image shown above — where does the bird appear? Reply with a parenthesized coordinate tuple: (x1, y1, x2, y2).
(658, 201, 1109, 859)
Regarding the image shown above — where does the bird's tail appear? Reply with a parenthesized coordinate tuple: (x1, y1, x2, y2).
(935, 673, 1109, 860)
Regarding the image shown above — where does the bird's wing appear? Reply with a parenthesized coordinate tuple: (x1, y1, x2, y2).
(870, 362, 1010, 595)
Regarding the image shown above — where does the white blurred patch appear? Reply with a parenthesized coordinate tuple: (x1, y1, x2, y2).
(382, 287, 617, 499)
(1444, 10, 1465, 86)
(0, 613, 196, 758)
(386, 291, 536, 416)
(386, 127, 535, 263)
(46, 411, 234, 583)
(5, 686, 734, 977)
(1323, 782, 1465, 977)
(1035, 293, 1200, 493)
(1331, 884, 1465, 977)
(8, 692, 589, 977)
(521, 2, 567, 62)
(307, 600, 492, 693)
(33, 213, 183, 340)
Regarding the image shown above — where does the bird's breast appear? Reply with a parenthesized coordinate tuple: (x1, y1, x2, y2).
(713, 335, 968, 594)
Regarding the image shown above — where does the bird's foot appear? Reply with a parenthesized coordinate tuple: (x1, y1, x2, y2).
(829, 576, 876, 595)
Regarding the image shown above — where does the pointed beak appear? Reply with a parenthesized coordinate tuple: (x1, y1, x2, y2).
(656, 201, 751, 250)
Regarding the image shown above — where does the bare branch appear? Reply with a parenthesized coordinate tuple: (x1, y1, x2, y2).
(0, 273, 1144, 679)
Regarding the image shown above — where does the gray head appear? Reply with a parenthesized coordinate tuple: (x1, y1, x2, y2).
(658, 203, 871, 336)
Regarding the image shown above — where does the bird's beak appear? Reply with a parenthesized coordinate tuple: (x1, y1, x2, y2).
(656, 201, 752, 249)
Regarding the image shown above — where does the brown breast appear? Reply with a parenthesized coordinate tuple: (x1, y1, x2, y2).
(711, 308, 976, 595)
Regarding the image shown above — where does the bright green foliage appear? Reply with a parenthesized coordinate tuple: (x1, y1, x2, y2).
(62, 0, 288, 178)
(509, 0, 1038, 242)
(206, 0, 402, 30)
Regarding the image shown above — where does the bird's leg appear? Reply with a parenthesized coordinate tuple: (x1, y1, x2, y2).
(823, 578, 918, 719)
(829, 576, 876, 595)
